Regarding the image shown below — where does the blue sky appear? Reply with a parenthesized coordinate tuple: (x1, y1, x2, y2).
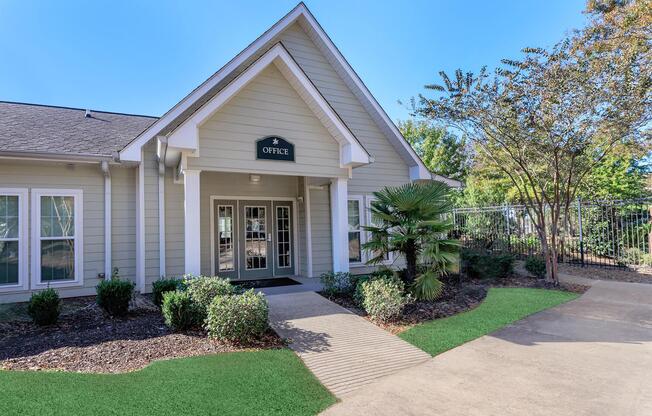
(0, 1, 587, 122)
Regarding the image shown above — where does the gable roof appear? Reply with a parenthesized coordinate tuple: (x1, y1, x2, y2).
(0, 101, 157, 160)
(119, 3, 431, 180)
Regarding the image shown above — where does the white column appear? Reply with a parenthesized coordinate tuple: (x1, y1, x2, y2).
(183, 169, 201, 275)
(330, 177, 349, 273)
(136, 154, 146, 292)
(304, 177, 313, 278)
(158, 163, 166, 278)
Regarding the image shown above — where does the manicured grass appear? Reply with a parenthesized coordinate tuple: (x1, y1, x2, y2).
(0, 349, 336, 416)
(400, 287, 579, 356)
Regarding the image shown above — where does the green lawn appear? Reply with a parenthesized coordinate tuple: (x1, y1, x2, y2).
(0, 349, 336, 416)
(400, 287, 579, 356)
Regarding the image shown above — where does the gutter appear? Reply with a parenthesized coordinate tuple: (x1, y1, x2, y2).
(0, 150, 117, 164)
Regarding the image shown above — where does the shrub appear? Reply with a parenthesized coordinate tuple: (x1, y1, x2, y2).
(161, 290, 201, 331)
(352, 268, 399, 306)
(412, 270, 444, 301)
(206, 289, 268, 343)
(96, 278, 134, 317)
(360, 277, 408, 322)
(525, 256, 547, 279)
(27, 288, 61, 326)
(461, 249, 514, 280)
(182, 275, 238, 319)
(320, 271, 353, 296)
(152, 279, 182, 306)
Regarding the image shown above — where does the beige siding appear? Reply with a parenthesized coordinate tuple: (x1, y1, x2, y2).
(310, 187, 332, 276)
(111, 166, 137, 282)
(278, 23, 411, 194)
(198, 171, 299, 276)
(164, 167, 185, 278)
(143, 140, 160, 291)
(0, 160, 106, 302)
(188, 65, 347, 178)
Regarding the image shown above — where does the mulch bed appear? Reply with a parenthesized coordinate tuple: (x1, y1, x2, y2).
(322, 274, 588, 334)
(0, 296, 283, 373)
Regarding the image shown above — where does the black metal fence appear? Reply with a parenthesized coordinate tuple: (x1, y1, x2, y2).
(451, 198, 652, 269)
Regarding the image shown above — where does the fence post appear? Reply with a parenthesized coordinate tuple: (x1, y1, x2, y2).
(577, 196, 584, 267)
(648, 205, 652, 257)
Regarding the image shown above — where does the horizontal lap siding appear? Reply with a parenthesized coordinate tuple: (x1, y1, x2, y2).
(198, 172, 299, 276)
(143, 141, 160, 291)
(188, 65, 346, 179)
(165, 168, 185, 278)
(111, 166, 136, 283)
(309, 188, 332, 276)
(278, 23, 411, 273)
(0, 160, 106, 302)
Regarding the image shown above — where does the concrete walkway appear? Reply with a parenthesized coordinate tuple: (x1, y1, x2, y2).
(267, 291, 430, 397)
(323, 278, 652, 416)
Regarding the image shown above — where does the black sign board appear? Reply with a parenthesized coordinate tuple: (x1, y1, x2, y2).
(256, 136, 295, 162)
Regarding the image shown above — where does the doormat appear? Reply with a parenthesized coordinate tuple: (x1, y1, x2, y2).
(231, 277, 301, 289)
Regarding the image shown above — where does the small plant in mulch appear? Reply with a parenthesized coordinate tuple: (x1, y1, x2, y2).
(27, 288, 61, 326)
(525, 256, 547, 279)
(96, 274, 135, 317)
(152, 278, 183, 307)
(206, 290, 269, 343)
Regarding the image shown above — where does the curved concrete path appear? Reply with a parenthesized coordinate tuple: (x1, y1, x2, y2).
(323, 277, 652, 416)
(267, 291, 430, 397)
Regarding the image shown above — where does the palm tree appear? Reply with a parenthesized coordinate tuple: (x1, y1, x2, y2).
(363, 181, 459, 300)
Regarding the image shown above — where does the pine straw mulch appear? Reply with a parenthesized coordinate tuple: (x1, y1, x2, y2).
(322, 274, 589, 334)
(0, 296, 284, 373)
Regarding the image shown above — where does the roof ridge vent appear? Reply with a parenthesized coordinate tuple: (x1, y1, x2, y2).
(85, 109, 92, 118)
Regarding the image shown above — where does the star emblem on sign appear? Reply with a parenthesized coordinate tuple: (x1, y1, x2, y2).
(272, 138, 279, 145)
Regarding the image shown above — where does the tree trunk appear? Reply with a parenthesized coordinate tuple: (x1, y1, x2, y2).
(404, 240, 418, 283)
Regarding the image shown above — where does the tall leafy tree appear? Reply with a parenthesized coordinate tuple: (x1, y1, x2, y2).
(415, 0, 651, 283)
(398, 120, 471, 181)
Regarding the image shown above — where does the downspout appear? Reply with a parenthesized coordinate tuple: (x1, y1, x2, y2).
(157, 136, 168, 278)
(101, 161, 112, 280)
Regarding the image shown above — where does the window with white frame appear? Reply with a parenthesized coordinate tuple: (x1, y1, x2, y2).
(32, 189, 83, 286)
(366, 196, 392, 264)
(347, 197, 363, 264)
(0, 189, 27, 291)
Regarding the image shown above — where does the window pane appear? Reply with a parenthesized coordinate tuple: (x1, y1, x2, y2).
(0, 196, 19, 239)
(348, 200, 360, 230)
(40, 196, 74, 237)
(41, 239, 75, 281)
(217, 206, 234, 272)
(0, 241, 19, 285)
(349, 232, 361, 263)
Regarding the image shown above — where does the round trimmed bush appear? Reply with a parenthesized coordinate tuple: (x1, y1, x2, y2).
(27, 288, 61, 326)
(525, 256, 547, 279)
(183, 275, 238, 314)
(161, 290, 200, 331)
(206, 289, 268, 343)
(152, 279, 182, 306)
(96, 279, 134, 317)
(320, 271, 353, 296)
(360, 277, 408, 322)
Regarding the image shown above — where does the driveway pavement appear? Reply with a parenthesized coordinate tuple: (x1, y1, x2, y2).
(323, 277, 652, 416)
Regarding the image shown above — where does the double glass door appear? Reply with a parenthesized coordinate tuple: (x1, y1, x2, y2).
(214, 199, 294, 280)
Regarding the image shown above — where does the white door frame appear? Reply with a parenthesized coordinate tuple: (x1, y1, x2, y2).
(210, 195, 299, 278)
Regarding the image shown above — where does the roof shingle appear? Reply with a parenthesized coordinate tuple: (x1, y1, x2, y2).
(0, 101, 158, 158)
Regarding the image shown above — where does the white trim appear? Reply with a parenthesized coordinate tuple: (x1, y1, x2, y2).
(330, 177, 349, 273)
(158, 166, 166, 277)
(183, 169, 202, 275)
(0, 188, 29, 292)
(347, 195, 364, 266)
(30, 188, 84, 289)
(118, 3, 428, 178)
(103, 169, 112, 279)
(303, 178, 313, 277)
(166, 43, 368, 168)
